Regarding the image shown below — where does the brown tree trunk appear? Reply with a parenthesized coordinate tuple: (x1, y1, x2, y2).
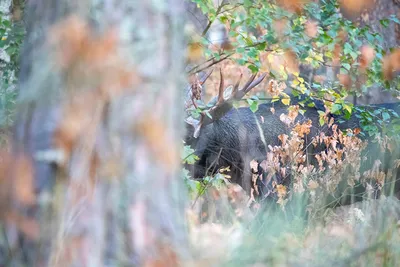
(5, 0, 189, 266)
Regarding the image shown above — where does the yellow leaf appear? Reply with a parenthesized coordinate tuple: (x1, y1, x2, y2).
(314, 54, 324, 62)
(281, 98, 291, 105)
(291, 79, 300, 87)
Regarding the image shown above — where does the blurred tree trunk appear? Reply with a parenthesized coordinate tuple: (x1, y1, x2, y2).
(5, 0, 189, 266)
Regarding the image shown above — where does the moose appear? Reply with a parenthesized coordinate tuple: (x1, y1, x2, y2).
(184, 70, 400, 206)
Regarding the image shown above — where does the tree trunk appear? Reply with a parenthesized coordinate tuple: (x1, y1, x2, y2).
(4, 0, 189, 266)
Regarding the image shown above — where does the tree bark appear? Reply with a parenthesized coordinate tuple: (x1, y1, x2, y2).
(6, 0, 189, 266)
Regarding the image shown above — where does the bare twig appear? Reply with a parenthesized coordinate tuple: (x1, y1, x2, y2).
(188, 53, 233, 74)
(187, 43, 271, 74)
(201, 1, 227, 37)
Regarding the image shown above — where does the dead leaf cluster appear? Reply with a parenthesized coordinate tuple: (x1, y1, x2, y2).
(248, 111, 375, 207)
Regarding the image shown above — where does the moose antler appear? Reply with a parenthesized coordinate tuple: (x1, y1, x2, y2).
(185, 70, 214, 110)
(186, 69, 267, 138)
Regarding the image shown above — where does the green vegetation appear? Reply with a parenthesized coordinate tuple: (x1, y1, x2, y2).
(0, 11, 24, 130)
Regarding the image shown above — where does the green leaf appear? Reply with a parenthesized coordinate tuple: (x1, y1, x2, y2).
(342, 103, 353, 114)
(319, 116, 325, 126)
(247, 48, 258, 58)
(236, 46, 246, 53)
(248, 64, 259, 73)
(331, 103, 342, 114)
(389, 15, 400, 25)
(250, 101, 259, 113)
(382, 111, 390, 121)
(2, 20, 11, 27)
(182, 145, 199, 164)
(237, 58, 246, 65)
(229, 30, 238, 37)
(379, 19, 389, 28)
(219, 15, 228, 23)
(344, 42, 352, 55)
(243, 0, 252, 8)
(342, 63, 351, 71)
(256, 42, 267, 51)
(5, 46, 17, 56)
(350, 51, 358, 60)
(213, 52, 221, 60)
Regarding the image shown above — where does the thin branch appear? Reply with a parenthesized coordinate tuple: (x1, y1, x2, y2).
(187, 43, 271, 74)
(201, 1, 228, 37)
(201, 3, 243, 37)
(201, 20, 214, 37)
(218, 4, 242, 15)
(190, 39, 271, 71)
(187, 53, 224, 72)
(188, 53, 234, 74)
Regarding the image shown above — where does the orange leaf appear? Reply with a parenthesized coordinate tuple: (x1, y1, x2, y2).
(359, 45, 375, 69)
(276, 0, 310, 13)
(383, 49, 400, 80)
